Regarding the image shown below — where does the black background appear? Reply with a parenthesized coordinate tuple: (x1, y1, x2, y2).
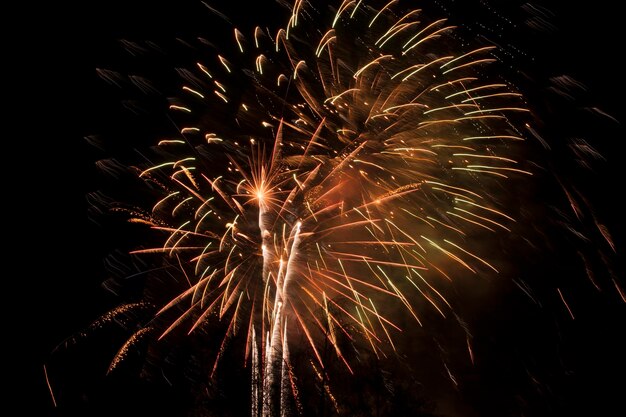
(18, 0, 624, 415)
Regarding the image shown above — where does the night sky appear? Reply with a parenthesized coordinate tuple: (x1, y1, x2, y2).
(26, 1, 624, 416)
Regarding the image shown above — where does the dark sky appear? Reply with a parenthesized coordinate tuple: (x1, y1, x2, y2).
(24, 0, 624, 416)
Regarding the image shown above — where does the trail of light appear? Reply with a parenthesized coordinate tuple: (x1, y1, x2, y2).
(234, 28, 245, 52)
(43, 364, 57, 407)
(445, 83, 507, 100)
(462, 135, 524, 141)
(369, 0, 398, 27)
(453, 207, 511, 231)
(401, 18, 447, 48)
(453, 153, 518, 164)
(399, 56, 453, 82)
(369, 298, 396, 350)
(332, 0, 356, 28)
(251, 327, 260, 417)
(464, 107, 530, 115)
(465, 165, 532, 175)
(423, 103, 477, 114)
(442, 58, 496, 75)
(353, 55, 393, 79)
(183, 86, 204, 98)
(460, 92, 522, 102)
(451, 167, 508, 178)
(440, 46, 497, 69)
(613, 279, 626, 303)
(557, 288, 575, 320)
(411, 268, 452, 309)
(425, 181, 484, 199)
(315, 30, 336, 57)
(421, 235, 476, 272)
(322, 266, 401, 298)
(108, 327, 152, 374)
(169, 105, 192, 113)
(430, 77, 478, 92)
(446, 211, 496, 231)
(158, 139, 186, 145)
(466, 335, 475, 365)
(425, 216, 465, 235)
(214, 90, 229, 103)
(444, 240, 498, 273)
(140, 162, 176, 177)
(378, 21, 421, 48)
(385, 276, 422, 326)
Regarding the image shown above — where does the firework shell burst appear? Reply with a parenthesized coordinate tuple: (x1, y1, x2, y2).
(82, 0, 620, 414)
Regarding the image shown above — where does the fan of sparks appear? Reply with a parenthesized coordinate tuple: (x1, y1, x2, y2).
(121, 0, 534, 381)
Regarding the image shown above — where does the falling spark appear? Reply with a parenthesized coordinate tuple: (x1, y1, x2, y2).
(43, 364, 57, 408)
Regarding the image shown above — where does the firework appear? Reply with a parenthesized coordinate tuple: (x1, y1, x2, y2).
(113, 1, 537, 414)
(66, 1, 621, 416)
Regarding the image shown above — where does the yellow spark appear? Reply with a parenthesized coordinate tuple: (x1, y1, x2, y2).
(196, 62, 212, 78)
(183, 86, 205, 98)
(430, 77, 478, 92)
(214, 90, 229, 103)
(453, 153, 518, 163)
(446, 210, 495, 231)
(140, 162, 175, 177)
(394, 56, 452, 81)
(464, 107, 530, 115)
(444, 240, 499, 273)
(214, 80, 227, 93)
(353, 55, 393, 79)
(218, 55, 231, 72)
(234, 28, 244, 53)
(460, 92, 522, 102)
(254, 26, 262, 48)
(466, 165, 532, 175)
(377, 21, 421, 48)
(369, 0, 398, 28)
(445, 84, 507, 99)
(332, 0, 356, 28)
(403, 24, 456, 54)
(153, 191, 180, 212)
(426, 216, 465, 235)
(277, 74, 288, 87)
(162, 221, 191, 252)
(293, 60, 306, 79)
(315, 30, 336, 57)
(454, 198, 515, 222)
(453, 207, 510, 231)
(442, 58, 496, 74)
(421, 235, 476, 272)
(158, 139, 185, 146)
(425, 181, 484, 199)
(172, 196, 193, 217)
(423, 103, 476, 114)
(325, 88, 359, 105)
(462, 135, 524, 141)
(440, 46, 497, 68)
(451, 167, 508, 178)
(169, 105, 191, 113)
(255, 54, 265, 74)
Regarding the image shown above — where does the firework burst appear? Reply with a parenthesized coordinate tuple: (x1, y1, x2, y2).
(55, 0, 622, 416)
(107, 1, 540, 414)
